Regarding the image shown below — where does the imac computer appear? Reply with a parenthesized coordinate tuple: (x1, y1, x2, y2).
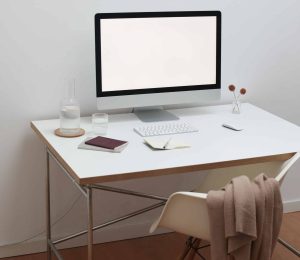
(95, 11, 221, 122)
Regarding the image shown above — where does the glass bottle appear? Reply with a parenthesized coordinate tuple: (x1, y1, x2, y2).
(59, 79, 80, 134)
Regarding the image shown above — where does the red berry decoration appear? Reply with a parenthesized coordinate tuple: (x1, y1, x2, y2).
(240, 88, 247, 95)
(228, 84, 236, 92)
(228, 84, 247, 114)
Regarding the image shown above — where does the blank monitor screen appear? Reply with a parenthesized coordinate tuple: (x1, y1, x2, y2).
(95, 11, 221, 100)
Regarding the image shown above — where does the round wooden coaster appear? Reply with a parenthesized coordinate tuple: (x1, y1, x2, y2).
(54, 128, 85, 138)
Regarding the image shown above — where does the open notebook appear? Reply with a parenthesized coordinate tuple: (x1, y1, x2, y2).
(144, 137, 190, 150)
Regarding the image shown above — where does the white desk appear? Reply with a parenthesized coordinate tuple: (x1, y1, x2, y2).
(31, 103, 300, 260)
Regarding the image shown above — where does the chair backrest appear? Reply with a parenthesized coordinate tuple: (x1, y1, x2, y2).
(275, 152, 300, 184)
(150, 191, 210, 240)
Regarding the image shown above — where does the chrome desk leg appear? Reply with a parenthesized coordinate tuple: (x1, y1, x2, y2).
(87, 186, 93, 260)
(278, 238, 300, 257)
(46, 150, 52, 260)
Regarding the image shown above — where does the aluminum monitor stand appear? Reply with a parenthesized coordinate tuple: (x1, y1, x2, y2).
(133, 106, 179, 122)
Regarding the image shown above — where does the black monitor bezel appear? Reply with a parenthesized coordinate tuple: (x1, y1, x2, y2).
(95, 11, 221, 97)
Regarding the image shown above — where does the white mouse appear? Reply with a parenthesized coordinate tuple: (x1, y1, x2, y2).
(222, 123, 243, 131)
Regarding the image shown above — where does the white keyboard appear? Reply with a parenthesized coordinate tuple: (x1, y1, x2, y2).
(134, 122, 198, 137)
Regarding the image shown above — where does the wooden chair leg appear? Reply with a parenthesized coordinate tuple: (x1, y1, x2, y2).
(178, 237, 202, 260)
(178, 237, 194, 260)
(186, 239, 201, 260)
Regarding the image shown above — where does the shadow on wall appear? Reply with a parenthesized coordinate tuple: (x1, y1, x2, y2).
(0, 131, 45, 246)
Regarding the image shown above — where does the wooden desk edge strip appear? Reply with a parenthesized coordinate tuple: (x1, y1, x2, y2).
(31, 122, 81, 184)
(79, 152, 295, 185)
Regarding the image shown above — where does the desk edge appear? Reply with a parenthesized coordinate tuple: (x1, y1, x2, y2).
(31, 121, 81, 184)
(79, 152, 295, 185)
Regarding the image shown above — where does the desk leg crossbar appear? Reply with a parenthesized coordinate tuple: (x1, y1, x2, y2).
(45, 149, 300, 260)
(46, 149, 167, 260)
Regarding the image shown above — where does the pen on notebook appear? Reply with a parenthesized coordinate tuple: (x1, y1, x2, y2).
(163, 137, 172, 149)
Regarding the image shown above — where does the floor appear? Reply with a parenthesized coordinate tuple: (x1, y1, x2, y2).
(3, 212, 300, 260)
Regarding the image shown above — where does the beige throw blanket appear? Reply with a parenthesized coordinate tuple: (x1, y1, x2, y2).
(207, 174, 283, 260)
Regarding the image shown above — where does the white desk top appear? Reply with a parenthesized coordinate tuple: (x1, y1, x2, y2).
(31, 103, 300, 184)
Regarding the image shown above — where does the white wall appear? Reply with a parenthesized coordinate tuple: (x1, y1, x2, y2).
(1, 0, 300, 257)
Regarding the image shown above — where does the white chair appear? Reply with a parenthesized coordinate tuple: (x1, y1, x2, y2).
(150, 152, 300, 259)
